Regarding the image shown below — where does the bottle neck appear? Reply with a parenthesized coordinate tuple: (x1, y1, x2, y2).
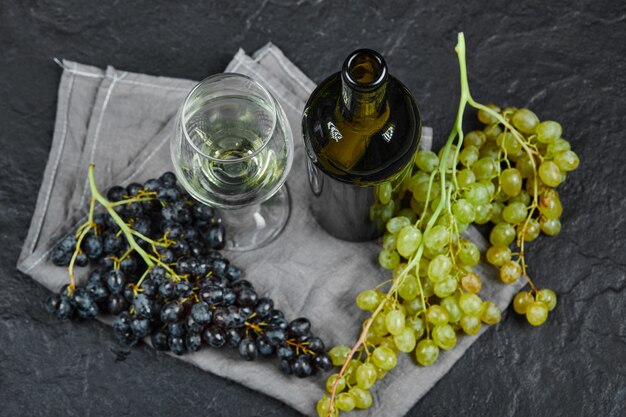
(339, 49, 389, 121)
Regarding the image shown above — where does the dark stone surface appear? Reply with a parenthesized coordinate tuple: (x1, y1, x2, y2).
(1, 0, 624, 416)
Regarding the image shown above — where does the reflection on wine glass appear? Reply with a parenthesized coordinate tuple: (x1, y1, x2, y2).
(171, 73, 294, 251)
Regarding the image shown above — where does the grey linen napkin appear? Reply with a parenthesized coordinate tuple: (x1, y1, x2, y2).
(17, 43, 525, 417)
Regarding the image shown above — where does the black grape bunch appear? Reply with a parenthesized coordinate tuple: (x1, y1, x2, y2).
(44, 165, 332, 378)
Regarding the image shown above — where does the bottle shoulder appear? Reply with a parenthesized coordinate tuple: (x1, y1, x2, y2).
(302, 74, 421, 184)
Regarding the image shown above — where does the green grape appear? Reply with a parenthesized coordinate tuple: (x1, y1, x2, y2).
(326, 374, 346, 394)
(509, 190, 531, 206)
(478, 104, 501, 125)
(350, 387, 373, 409)
(369, 204, 381, 223)
(458, 169, 477, 187)
(459, 145, 480, 167)
(459, 292, 483, 316)
(483, 123, 502, 142)
(458, 240, 480, 266)
(407, 171, 431, 192)
(500, 260, 522, 284)
(538, 161, 563, 187)
(375, 365, 387, 380)
(441, 296, 462, 324)
(490, 201, 505, 224)
(480, 301, 501, 325)
(464, 182, 490, 205)
(379, 249, 400, 270)
(474, 203, 493, 224)
(460, 314, 482, 335)
(372, 346, 397, 371)
(457, 221, 469, 233)
(554, 150, 579, 172)
(486, 245, 512, 266)
(336, 392, 356, 411)
(421, 278, 435, 298)
(416, 257, 430, 278)
(427, 254, 452, 283)
(538, 190, 563, 219)
(500, 168, 523, 196)
(438, 144, 458, 168)
(502, 202, 528, 224)
(426, 304, 449, 326)
(460, 272, 482, 294)
(394, 327, 417, 352)
(480, 141, 500, 159)
(397, 225, 422, 258)
(382, 233, 397, 250)
(516, 154, 536, 178)
(536, 288, 558, 311)
(385, 310, 406, 336)
(424, 225, 451, 250)
(415, 339, 440, 366)
(372, 312, 389, 336)
(526, 301, 549, 326)
(452, 199, 475, 224)
(356, 290, 381, 311)
(547, 138, 571, 155)
(490, 222, 516, 246)
(413, 180, 440, 203)
(392, 263, 410, 279)
(378, 181, 393, 205)
(328, 345, 351, 367)
(518, 218, 540, 241)
(380, 201, 395, 223)
(397, 208, 418, 224)
(512, 108, 539, 134)
(407, 316, 426, 339)
(535, 120, 562, 144)
(480, 180, 496, 198)
(415, 150, 440, 173)
(345, 359, 361, 385)
(496, 131, 522, 156)
(356, 362, 377, 389)
(472, 157, 497, 180)
(366, 331, 382, 346)
(434, 276, 458, 298)
(317, 397, 337, 417)
(540, 217, 561, 236)
(465, 130, 487, 148)
(398, 274, 419, 301)
(513, 291, 534, 314)
(432, 324, 457, 350)
(386, 216, 411, 234)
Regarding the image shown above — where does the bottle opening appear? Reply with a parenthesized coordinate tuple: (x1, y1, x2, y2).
(342, 49, 388, 91)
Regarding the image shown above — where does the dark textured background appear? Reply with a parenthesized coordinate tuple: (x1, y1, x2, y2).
(1, 0, 625, 416)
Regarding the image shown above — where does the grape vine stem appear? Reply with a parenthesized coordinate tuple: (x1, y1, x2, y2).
(326, 32, 471, 416)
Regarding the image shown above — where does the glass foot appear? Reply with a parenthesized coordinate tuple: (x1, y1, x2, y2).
(218, 184, 291, 252)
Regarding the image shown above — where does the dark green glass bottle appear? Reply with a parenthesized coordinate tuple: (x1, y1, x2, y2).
(302, 49, 421, 241)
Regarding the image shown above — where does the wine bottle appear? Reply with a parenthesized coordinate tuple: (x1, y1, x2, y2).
(302, 49, 421, 241)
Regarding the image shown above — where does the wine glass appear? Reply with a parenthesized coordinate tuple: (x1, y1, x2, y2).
(171, 73, 294, 251)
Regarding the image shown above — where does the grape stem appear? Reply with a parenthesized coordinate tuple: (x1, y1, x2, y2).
(87, 164, 154, 268)
(326, 33, 471, 416)
(67, 196, 96, 290)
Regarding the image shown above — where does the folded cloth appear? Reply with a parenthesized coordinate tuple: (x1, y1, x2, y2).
(17, 43, 525, 417)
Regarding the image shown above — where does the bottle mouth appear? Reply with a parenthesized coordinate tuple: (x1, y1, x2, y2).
(342, 49, 388, 92)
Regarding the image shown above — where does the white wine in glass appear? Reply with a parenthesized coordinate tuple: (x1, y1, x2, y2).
(172, 73, 294, 251)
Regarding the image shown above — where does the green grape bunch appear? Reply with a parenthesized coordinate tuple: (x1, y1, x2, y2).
(317, 33, 579, 417)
